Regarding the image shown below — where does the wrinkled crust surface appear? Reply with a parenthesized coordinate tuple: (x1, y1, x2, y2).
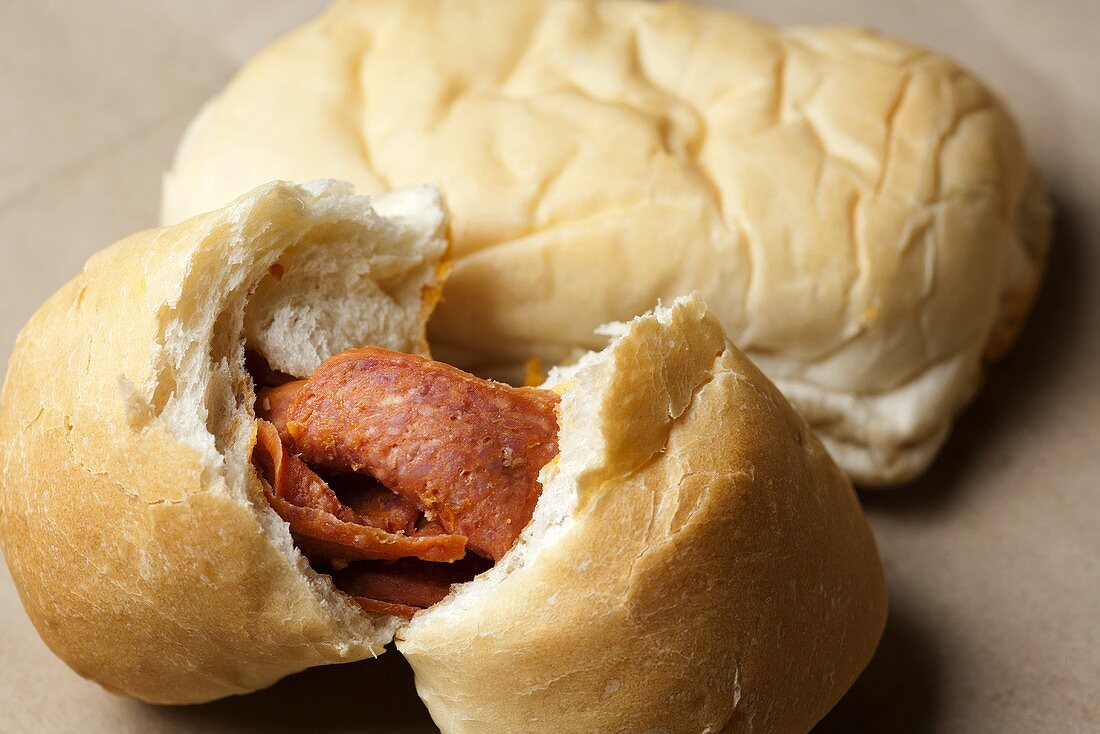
(162, 0, 1051, 484)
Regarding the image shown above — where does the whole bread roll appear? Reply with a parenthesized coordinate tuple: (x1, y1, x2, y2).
(0, 181, 885, 731)
(162, 0, 1052, 485)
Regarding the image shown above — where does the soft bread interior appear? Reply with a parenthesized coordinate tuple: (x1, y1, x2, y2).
(243, 186, 447, 377)
(155, 181, 448, 656)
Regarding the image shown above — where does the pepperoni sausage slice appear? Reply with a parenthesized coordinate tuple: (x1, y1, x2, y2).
(352, 598, 421, 618)
(273, 348, 560, 561)
(256, 382, 302, 434)
(334, 556, 493, 619)
(252, 420, 466, 563)
(327, 473, 422, 536)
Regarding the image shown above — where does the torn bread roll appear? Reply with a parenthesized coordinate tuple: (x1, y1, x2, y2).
(0, 181, 885, 732)
(162, 0, 1052, 485)
(0, 180, 448, 703)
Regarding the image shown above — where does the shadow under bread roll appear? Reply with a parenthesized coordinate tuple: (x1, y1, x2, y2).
(0, 180, 886, 733)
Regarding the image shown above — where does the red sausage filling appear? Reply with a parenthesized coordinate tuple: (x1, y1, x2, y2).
(249, 347, 559, 618)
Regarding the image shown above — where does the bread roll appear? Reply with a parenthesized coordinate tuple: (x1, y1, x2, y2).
(0, 181, 884, 730)
(162, 0, 1052, 485)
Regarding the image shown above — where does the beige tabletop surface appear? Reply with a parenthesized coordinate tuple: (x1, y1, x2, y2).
(1, 1, 1098, 732)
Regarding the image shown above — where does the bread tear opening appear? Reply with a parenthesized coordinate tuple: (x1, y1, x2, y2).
(247, 347, 560, 618)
